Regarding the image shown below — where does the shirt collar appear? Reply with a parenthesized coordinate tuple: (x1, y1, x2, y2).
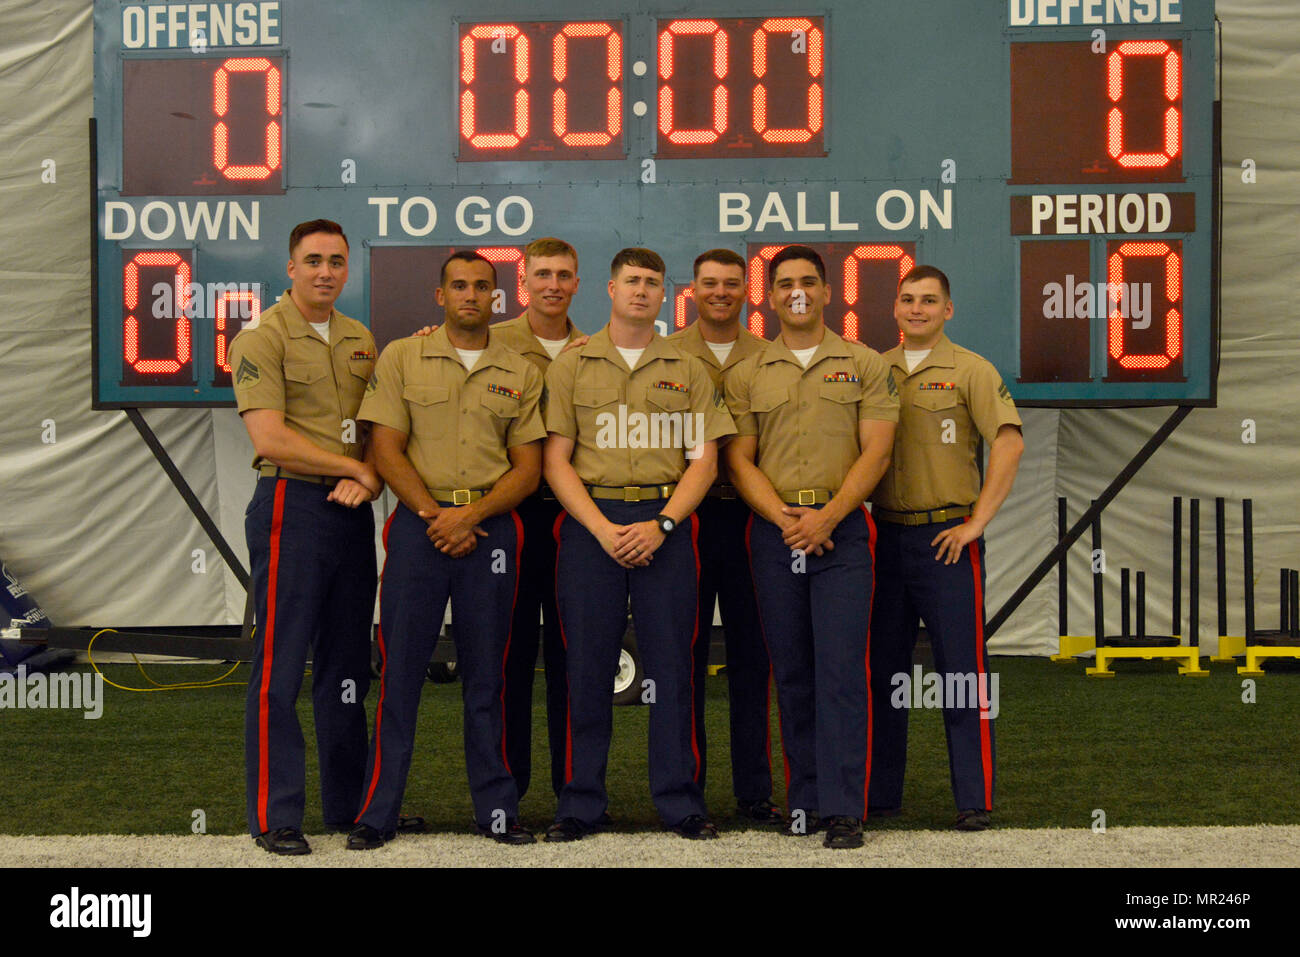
(277, 291, 359, 342)
(888, 333, 955, 377)
(757, 326, 852, 370)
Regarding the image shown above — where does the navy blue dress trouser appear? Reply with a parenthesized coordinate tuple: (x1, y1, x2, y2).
(244, 476, 375, 836)
(554, 500, 707, 826)
(354, 504, 521, 831)
(868, 517, 995, 813)
(692, 495, 773, 804)
(746, 506, 876, 821)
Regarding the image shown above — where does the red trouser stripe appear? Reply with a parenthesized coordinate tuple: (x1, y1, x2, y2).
(745, 514, 792, 805)
(499, 510, 526, 774)
(861, 505, 877, 819)
(355, 508, 397, 822)
(967, 529, 994, 810)
(255, 479, 287, 834)
(552, 510, 574, 785)
(687, 513, 703, 781)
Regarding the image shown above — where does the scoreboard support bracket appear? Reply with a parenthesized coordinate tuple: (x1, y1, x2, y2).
(124, 406, 251, 592)
(986, 404, 1194, 640)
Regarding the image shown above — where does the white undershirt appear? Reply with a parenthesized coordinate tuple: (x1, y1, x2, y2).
(536, 335, 568, 360)
(615, 346, 645, 370)
(706, 340, 735, 365)
(455, 348, 484, 372)
(790, 345, 819, 369)
(904, 348, 932, 373)
(309, 318, 331, 342)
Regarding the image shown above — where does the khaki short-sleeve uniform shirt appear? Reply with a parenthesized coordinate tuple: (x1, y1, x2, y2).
(357, 326, 545, 492)
(228, 292, 377, 470)
(870, 334, 1022, 512)
(723, 329, 899, 493)
(490, 313, 578, 376)
(544, 326, 735, 487)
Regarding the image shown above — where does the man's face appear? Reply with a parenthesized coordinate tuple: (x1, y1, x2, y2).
(286, 232, 349, 312)
(436, 258, 496, 332)
(894, 277, 953, 347)
(692, 260, 746, 327)
(768, 258, 829, 332)
(525, 254, 579, 321)
(608, 264, 665, 324)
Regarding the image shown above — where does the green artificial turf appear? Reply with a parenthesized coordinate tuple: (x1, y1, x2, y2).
(1, 657, 1295, 835)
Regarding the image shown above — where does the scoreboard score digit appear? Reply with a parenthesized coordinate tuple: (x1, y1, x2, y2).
(93, 0, 1218, 409)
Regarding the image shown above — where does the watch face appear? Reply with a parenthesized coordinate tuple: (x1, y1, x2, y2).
(660, 517, 675, 533)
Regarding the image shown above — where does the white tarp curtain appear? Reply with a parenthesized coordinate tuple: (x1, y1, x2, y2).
(1, 1, 1296, 656)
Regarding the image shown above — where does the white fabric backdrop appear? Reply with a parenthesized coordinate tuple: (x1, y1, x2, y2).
(1, 2, 1295, 656)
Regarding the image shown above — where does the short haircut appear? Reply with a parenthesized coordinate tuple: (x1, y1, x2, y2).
(768, 244, 825, 285)
(610, 247, 665, 278)
(289, 219, 348, 255)
(440, 249, 497, 285)
(693, 248, 746, 277)
(525, 237, 578, 267)
(898, 264, 951, 298)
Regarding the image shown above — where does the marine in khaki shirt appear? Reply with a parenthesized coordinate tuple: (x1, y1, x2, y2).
(358, 327, 544, 499)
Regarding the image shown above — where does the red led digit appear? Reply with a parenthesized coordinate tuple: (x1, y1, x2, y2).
(659, 20, 728, 145)
(553, 23, 621, 147)
(123, 251, 191, 374)
(674, 286, 695, 329)
(1107, 241, 1182, 370)
(745, 246, 789, 339)
(213, 58, 281, 180)
(461, 25, 530, 149)
(1106, 41, 1181, 169)
(841, 245, 914, 345)
(476, 247, 528, 306)
(751, 19, 823, 144)
(215, 290, 261, 374)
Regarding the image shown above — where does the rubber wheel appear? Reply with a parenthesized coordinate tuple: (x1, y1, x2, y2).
(612, 621, 644, 706)
(427, 659, 459, 684)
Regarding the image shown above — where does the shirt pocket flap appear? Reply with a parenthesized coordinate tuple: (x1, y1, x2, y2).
(749, 385, 791, 413)
(818, 382, 860, 404)
(914, 390, 958, 412)
(573, 386, 620, 408)
(481, 391, 520, 418)
(645, 388, 690, 412)
(403, 384, 450, 407)
(284, 362, 329, 385)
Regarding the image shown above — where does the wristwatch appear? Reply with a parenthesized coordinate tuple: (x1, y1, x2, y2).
(655, 514, 676, 535)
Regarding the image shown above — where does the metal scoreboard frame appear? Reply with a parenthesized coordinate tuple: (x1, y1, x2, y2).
(92, 0, 1220, 409)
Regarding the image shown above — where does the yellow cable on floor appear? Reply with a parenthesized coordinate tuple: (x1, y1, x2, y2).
(86, 628, 246, 692)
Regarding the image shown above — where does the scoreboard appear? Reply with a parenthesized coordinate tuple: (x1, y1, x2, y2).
(92, 0, 1219, 408)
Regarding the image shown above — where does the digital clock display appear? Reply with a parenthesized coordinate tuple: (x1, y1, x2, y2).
(93, 0, 1219, 408)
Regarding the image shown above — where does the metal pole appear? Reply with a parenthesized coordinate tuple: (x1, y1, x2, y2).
(1172, 496, 1182, 636)
(1121, 567, 1131, 639)
(1058, 497, 1068, 636)
(986, 405, 1195, 638)
(1136, 570, 1146, 640)
(1243, 499, 1255, 640)
(124, 408, 250, 589)
(1215, 497, 1227, 636)
(1092, 502, 1105, 647)
(1189, 498, 1200, 647)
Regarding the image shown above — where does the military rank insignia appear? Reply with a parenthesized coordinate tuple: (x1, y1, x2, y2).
(998, 382, 1014, 403)
(487, 383, 521, 400)
(823, 372, 859, 383)
(235, 356, 259, 385)
(918, 382, 957, 390)
(654, 380, 688, 393)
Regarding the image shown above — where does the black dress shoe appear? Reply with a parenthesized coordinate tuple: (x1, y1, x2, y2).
(822, 816, 864, 849)
(736, 799, 785, 825)
(346, 823, 396, 850)
(254, 826, 311, 856)
(477, 820, 536, 845)
(544, 818, 595, 843)
(669, 815, 719, 840)
(397, 814, 427, 833)
(955, 809, 991, 831)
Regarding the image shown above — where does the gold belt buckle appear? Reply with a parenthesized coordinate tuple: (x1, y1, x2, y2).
(797, 489, 816, 506)
(623, 486, 641, 502)
(452, 489, 472, 506)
